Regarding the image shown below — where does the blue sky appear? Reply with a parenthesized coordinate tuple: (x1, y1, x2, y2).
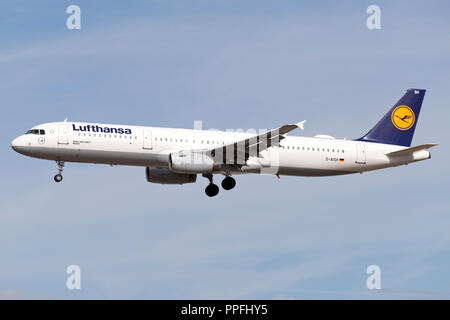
(1, 0, 449, 299)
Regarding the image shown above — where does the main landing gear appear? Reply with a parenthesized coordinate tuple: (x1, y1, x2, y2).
(203, 173, 236, 197)
(54, 160, 64, 183)
(203, 173, 219, 197)
(221, 176, 236, 190)
(205, 182, 219, 197)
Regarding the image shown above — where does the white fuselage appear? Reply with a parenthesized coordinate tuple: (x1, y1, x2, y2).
(11, 121, 431, 178)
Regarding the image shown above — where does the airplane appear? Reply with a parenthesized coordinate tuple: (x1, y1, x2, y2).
(11, 88, 436, 197)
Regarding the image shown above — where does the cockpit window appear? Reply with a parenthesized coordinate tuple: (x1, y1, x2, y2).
(25, 129, 45, 135)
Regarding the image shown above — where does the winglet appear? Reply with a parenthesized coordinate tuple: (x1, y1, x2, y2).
(297, 120, 306, 130)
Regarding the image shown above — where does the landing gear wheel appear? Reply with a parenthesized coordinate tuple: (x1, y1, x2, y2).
(54, 160, 65, 183)
(54, 174, 63, 183)
(221, 176, 236, 190)
(205, 183, 219, 197)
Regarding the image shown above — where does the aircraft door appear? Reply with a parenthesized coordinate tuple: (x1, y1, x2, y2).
(356, 144, 366, 164)
(58, 124, 69, 144)
(143, 129, 153, 150)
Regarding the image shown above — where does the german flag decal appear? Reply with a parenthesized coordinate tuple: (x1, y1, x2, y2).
(339, 159, 344, 162)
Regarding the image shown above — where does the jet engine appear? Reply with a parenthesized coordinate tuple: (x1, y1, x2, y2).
(146, 167, 196, 184)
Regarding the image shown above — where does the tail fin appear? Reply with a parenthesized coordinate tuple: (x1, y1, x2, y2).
(356, 88, 426, 147)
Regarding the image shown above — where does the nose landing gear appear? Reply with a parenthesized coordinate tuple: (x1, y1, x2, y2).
(54, 160, 64, 183)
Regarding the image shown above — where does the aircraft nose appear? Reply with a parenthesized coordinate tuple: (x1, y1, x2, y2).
(11, 137, 19, 151)
(11, 136, 25, 152)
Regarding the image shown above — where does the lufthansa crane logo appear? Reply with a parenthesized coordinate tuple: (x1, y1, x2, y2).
(391, 105, 415, 130)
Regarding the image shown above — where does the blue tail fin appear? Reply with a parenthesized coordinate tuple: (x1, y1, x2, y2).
(356, 88, 426, 147)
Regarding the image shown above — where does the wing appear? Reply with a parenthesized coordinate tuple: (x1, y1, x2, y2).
(205, 120, 306, 166)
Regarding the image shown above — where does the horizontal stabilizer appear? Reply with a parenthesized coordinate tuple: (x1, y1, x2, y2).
(386, 143, 438, 157)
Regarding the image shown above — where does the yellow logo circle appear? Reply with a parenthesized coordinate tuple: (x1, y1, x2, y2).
(391, 105, 415, 130)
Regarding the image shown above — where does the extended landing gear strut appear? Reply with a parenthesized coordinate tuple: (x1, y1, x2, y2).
(54, 160, 64, 183)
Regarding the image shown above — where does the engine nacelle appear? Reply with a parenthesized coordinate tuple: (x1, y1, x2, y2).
(146, 167, 196, 185)
(169, 150, 220, 174)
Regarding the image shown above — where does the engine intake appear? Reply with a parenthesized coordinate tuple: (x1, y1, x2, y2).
(146, 167, 196, 184)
